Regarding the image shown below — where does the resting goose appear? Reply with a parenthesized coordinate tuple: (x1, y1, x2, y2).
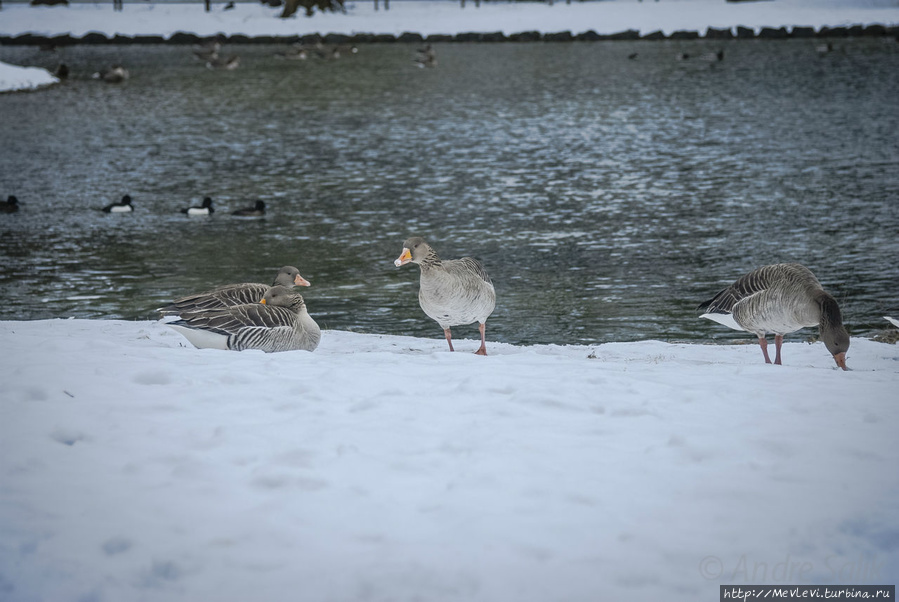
(157, 265, 310, 315)
(699, 263, 850, 370)
(182, 196, 214, 216)
(394, 237, 496, 355)
(231, 200, 266, 217)
(167, 285, 320, 352)
(2, 196, 19, 213)
(102, 194, 133, 213)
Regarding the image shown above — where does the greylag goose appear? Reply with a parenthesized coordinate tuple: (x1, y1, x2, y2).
(92, 65, 129, 83)
(102, 194, 133, 213)
(157, 265, 310, 315)
(192, 39, 221, 61)
(182, 196, 214, 216)
(414, 45, 437, 68)
(2, 196, 19, 213)
(698, 263, 850, 370)
(231, 200, 266, 217)
(167, 285, 320, 352)
(394, 237, 496, 355)
(274, 44, 308, 60)
(206, 55, 241, 70)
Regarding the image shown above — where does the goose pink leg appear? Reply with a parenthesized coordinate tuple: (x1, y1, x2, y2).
(475, 323, 487, 356)
(774, 334, 784, 365)
(444, 328, 454, 352)
(758, 336, 773, 364)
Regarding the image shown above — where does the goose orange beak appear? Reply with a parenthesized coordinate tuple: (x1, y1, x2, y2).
(260, 298, 267, 304)
(294, 274, 311, 287)
(833, 352, 848, 371)
(394, 248, 412, 267)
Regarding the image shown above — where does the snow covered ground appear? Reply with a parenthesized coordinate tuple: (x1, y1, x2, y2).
(1, 318, 898, 601)
(0, 60, 58, 92)
(2, 0, 898, 598)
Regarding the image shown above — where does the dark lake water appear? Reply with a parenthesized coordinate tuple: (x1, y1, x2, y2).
(1, 39, 898, 346)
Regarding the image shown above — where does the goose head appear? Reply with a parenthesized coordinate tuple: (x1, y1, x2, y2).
(273, 266, 311, 288)
(260, 285, 306, 311)
(822, 324, 850, 370)
(394, 237, 429, 267)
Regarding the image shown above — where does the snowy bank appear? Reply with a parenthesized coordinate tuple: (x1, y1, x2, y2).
(0, 60, 58, 92)
(1, 319, 897, 601)
(1, 0, 898, 41)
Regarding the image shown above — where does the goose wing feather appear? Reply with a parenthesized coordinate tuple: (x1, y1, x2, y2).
(177, 302, 292, 334)
(158, 283, 267, 315)
(699, 266, 778, 314)
(449, 257, 493, 285)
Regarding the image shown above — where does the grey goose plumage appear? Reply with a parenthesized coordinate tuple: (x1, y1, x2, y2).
(167, 285, 320, 352)
(699, 263, 849, 370)
(157, 266, 310, 316)
(395, 237, 496, 355)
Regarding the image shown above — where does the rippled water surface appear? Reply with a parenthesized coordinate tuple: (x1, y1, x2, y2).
(1, 39, 898, 345)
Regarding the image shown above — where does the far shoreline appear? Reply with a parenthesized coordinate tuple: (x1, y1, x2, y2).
(2, 22, 898, 45)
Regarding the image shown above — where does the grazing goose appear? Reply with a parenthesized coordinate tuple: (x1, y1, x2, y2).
(698, 263, 850, 370)
(182, 196, 214, 216)
(394, 237, 496, 355)
(2, 196, 19, 213)
(231, 200, 266, 217)
(157, 265, 310, 315)
(166, 285, 321, 352)
(886, 317, 899, 329)
(102, 194, 133, 213)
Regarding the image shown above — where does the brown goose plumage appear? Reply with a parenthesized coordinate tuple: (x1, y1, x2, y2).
(699, 263, 849, 369)
(166, 285, 320, 352)
(157, 266, 310, 316)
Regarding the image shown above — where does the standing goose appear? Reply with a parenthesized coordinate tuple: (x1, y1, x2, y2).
(394, 237, 496, 355)
(102, 194, 134, 213)
(166, 285, 320, 352)
(698, 263, 849, 370)
(182, 196, 214, 216)
(157, 265, 310, 316)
